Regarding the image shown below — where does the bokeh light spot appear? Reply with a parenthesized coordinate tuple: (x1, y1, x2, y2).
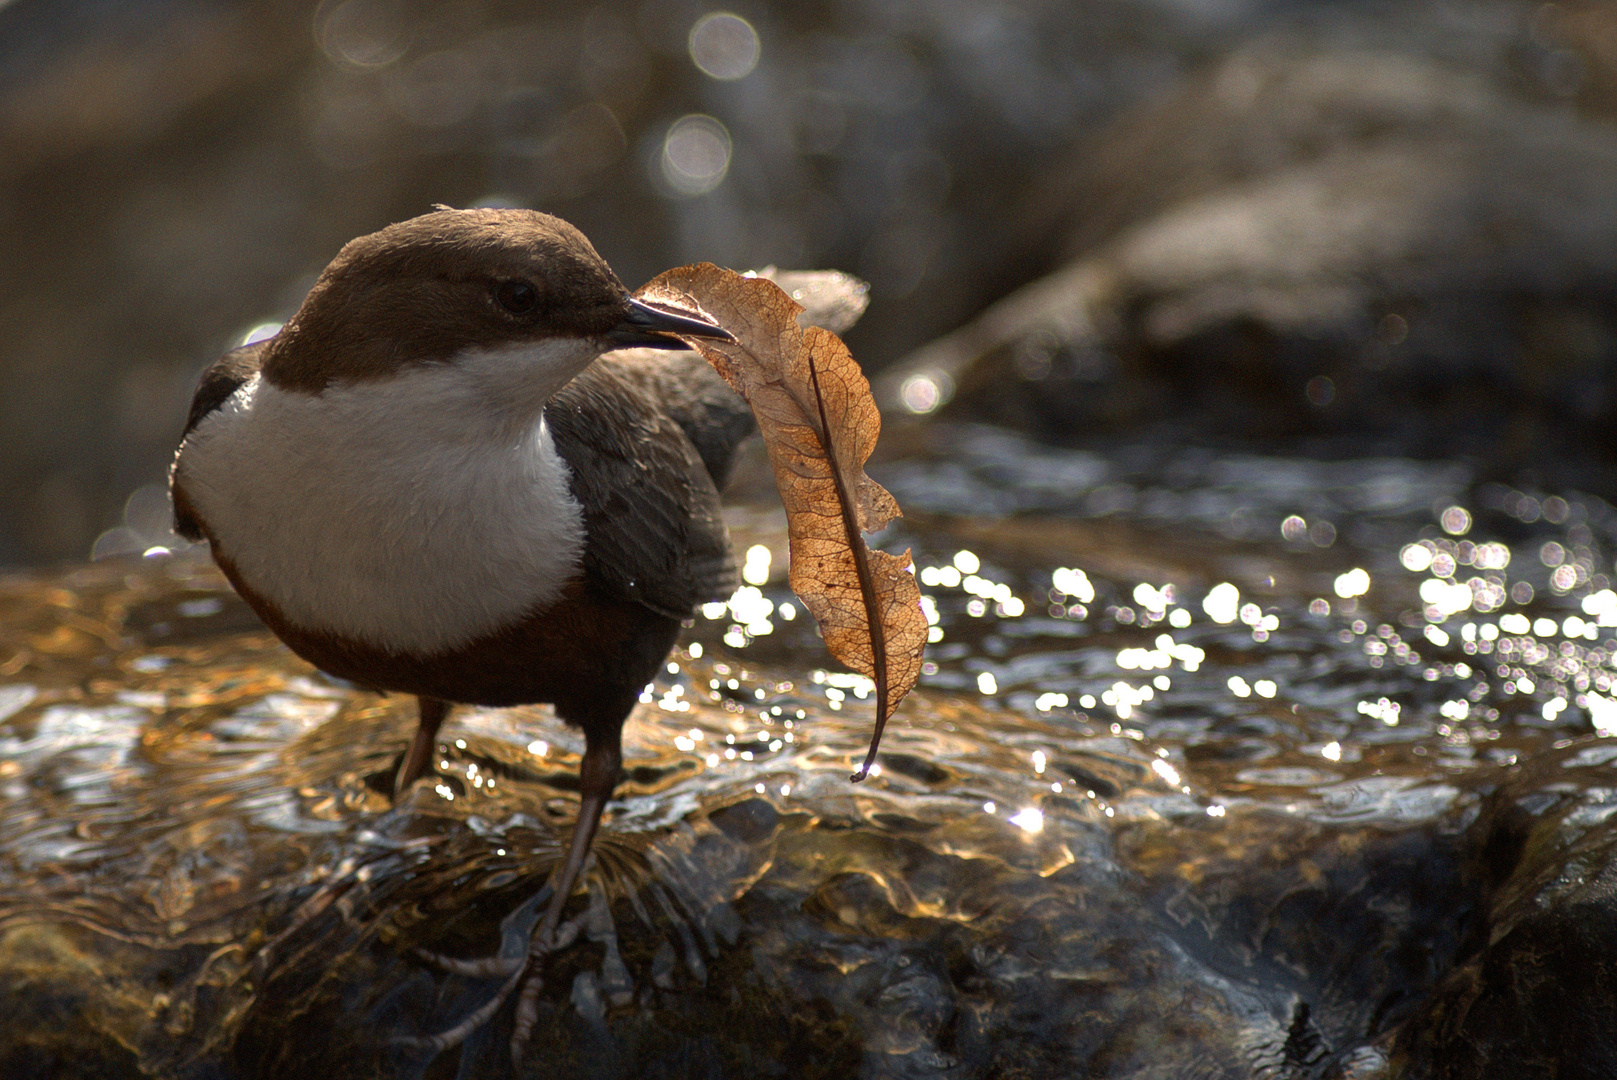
(660, 114, 732, 196)
(900, 371, 953, 414)
(688, 13, 760, 81)
(315, 0, 406, 70)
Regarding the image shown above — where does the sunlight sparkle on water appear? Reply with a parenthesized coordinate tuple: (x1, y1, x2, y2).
(1008, 807, 1044, 833)
(1051, 567, 1095, 603)
(1116, 646, 1172, 670)
(1133, 582, 1174, 615)
(742, 545, 772, 586)
(1588, 692, 1617, 736)
(1203, 583, 1240, 624)
(1584, 590, 1617, 626)
(1420, 578, 1473, 616)
(1101, 681, 1152, 719)
(1400, 543, 1431, 572)
(1358, 698, 1401, 726)
(726, 586, 775, 634)
(1334, 568, 1371, 598)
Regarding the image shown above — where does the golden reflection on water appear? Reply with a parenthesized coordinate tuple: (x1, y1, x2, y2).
(4, 474, 1617, 1070)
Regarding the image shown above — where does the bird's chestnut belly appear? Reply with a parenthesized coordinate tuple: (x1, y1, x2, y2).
(214, 551, 679, 725)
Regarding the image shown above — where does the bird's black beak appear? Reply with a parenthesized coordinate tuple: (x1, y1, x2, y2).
(607, 297, 735, 350)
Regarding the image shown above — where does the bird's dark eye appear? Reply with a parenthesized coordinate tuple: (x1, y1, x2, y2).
(494, 280, 539, 314)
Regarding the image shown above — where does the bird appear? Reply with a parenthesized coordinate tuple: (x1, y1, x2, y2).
(169, 206, 752, 1051)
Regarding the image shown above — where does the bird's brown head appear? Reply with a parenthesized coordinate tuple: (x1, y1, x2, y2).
(260, 207, 728, 395)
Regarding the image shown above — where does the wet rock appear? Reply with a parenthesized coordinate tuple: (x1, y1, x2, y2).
(5, 471, 1617, 1076)
(882, 39, 1617, 490)
(1392, 744, 1617, 1079)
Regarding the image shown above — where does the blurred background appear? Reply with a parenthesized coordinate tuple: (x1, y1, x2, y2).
(1, 0, 1614, 567)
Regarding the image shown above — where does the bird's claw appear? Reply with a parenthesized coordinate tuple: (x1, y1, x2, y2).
(410, 949, 524, 978)
(397, 913, 586, 1060)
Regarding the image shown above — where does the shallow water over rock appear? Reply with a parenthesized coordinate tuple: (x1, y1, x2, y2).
(4, 428, 1617, 1078)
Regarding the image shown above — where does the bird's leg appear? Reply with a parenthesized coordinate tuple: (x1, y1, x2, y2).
(394, 695, 452, 798)
(508, 722, 622, 1060)
(400, 721, 624, 1060)
(538, 726, 620, 948)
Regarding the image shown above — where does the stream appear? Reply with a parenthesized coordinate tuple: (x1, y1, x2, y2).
(3, 423, 1616, 1079)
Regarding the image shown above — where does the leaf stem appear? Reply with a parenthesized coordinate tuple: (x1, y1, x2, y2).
(804, 351, 890, 782)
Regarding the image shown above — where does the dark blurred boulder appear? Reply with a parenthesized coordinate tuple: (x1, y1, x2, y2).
(881, 41, 1617, 487)
(0, 0, 1218, 566)
(2, 0, 1597, 565)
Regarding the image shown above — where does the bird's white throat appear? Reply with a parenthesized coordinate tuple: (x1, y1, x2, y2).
(175, 342, 595, 655)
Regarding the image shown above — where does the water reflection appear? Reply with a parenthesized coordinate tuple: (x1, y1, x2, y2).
(7, 435, 1617, 1072)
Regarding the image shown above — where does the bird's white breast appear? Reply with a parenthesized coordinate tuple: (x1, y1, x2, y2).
(174, 358, 588, 655)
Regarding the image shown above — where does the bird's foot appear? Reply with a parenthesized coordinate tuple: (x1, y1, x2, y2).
(397, 913, 585, 1059)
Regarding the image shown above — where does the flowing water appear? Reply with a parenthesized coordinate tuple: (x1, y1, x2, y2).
(3, 423, 1616, 1079)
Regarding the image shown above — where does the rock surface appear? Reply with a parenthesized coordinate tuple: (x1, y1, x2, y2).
(6, 448, 1617, 1077)
(881, 39, 1617, 493)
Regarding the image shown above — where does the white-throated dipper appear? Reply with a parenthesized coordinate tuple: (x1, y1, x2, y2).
(169, 207, 750, 1041)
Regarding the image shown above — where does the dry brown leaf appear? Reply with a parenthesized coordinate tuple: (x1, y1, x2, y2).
(637, 264, 926, 781)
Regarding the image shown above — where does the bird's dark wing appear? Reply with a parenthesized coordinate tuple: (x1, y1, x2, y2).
(605, 348, 756, 489)
(547, 354, 742, 620)
(172, 339, 268, 540)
